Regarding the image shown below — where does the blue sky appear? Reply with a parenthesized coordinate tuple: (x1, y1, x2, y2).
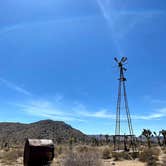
(0, 0, 166, 135)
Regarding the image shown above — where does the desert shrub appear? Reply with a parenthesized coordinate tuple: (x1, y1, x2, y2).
(162, 148, 166, 154)
(146, 155, 158, 166)
(75, 145, 100, 155)
(75, 145, 90, 153)
(139, 147, 160, 163)
(102, 147, 111, 159)
(1, 149, 23, 164)
(162, 155, 166, 166)
(56, 145, 63, 155)
(112, 151, 132, 161)
(62, 151, 102, 166)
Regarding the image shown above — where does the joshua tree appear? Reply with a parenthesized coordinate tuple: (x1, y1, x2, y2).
(160, 130, 166, 146)
(92, 137, 99, 146)
(142, 129, 152, 148)
(99, 134, 103, 145)
(105, 135, 109, 145)
(153, 131, 161, 146)
(69, 137, 75, 150)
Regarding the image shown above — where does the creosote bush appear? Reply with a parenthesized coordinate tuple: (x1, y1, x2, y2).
(0, 149, 23, 164)
(102, 147, 111, 159)
(139, 147, 160, 163)
(56, 145, 63, 155)
(75, 145, 91, 153)
(112, 151, 132, 161)
(62, 147, 101, 166)
(162, 148, 166, 154)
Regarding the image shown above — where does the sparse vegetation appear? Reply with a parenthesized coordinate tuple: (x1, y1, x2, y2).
(102, 147, 111, 159)
(112, 151, 133, 161)
(62, 150, 101, 166)
(160, 130, 166, 146)
(0, 121, 166, 166)
(139, 147, 160, 163)
(142, 129, 153, 148)
(0, 120, 89, 148)
(0, 148, 23, 164)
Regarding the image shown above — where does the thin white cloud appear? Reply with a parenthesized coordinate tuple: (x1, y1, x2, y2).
(132, 113, 164, 120)
(97, 0, 165, 40)
(74, 103, 166, 120)
(18, 100, 83, 122)
(143, 95, 166, 105)
(0, 15, 98, 37)
(151, 99, 166, 104)
(78, 109, 115, 119)
(0, 78, 32, 96)
(15, 97, 166, 122)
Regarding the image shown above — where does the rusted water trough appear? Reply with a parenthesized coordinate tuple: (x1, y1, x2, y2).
(24, 139, 54, 166)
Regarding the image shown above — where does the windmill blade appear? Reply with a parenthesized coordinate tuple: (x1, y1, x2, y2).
(123, 67, 127, 71)
(114, 57, 119, 63)
(121, 57, 127, 63)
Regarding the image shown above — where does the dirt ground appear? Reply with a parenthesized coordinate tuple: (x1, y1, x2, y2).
(0, 158, 146, 166)
(0, 147, 165, 166)
(102, 159, 145, 166)
(51, 158, 146, 166)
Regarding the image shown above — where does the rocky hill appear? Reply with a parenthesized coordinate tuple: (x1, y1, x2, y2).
(0, 120, 89, 148)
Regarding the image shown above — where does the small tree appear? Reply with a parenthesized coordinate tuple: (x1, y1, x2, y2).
(99, 134, 103, 145)
(69, 137, 75, 150)
(142, 129, 152, 148)
(105, 135, 109, 145)
(153, 131, 161, 146)
(91, 137, 99, 146)
(160, 130, 166, 146)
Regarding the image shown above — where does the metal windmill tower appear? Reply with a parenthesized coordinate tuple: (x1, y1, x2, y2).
(114, 57, 135, 151)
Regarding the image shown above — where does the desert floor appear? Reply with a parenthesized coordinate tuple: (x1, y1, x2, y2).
(0, 157, 146, 166)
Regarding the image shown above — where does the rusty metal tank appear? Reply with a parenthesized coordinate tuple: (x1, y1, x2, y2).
(24, 139, 54, 166)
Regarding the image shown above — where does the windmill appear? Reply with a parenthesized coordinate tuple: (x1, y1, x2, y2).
(114, 57, 135, 151)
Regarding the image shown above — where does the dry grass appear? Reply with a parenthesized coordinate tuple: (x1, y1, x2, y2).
(55, 145, 102, 166)
(139, 147, 161, 165)
(0, 148, 23, 164)
(0, 144, 163, 166)
(162, 148, 166, 154)
(61, 151, 102, 166)
(102, 147, 111, 159)
(112, 151, 133, 161)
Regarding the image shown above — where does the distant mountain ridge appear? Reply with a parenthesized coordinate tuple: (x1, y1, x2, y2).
(0, 119, 89, 148)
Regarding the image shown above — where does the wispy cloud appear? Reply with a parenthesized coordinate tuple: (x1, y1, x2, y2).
(15, 97, 166, 122)
(0, 78, 32, 96)
(17, 100, 83, 122)
(74, 103, 166, 120)
(0, 15, 98, 37)
(97, 0, 165, 47)
(77, 109, 115, 119)
(143, 95, 166, 105)
(132, 112, 165, 120)
(151, 99, 166, 104)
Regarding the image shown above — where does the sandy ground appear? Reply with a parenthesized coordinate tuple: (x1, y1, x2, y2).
(0, 159, 152, 166)
(102, 159, 146, 166)
(0, 151, 165, 166)
(51, 158, 146, 166)
(0, 157, 152, 166)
